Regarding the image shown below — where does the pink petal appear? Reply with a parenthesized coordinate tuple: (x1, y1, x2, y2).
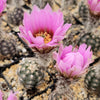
(51, 12, 64, 32)
(0, 0, 7, 13)
(7, 91, 17, 100)
(29, 36, 45, 48)
(47, 39, 58, 46)
(83, 46, 92, 68)
(61, 45, 72, 59)
(57, 60, 66, 73)
(30, 13, 40, 33)
(91, 0, 98, 10)
(37, 11, 48, 31)
(73, 52, 83, 67)
(58, 44, 64, 56)
(44, 12, 53, 32)
(54, 24, 71, 36)
(61, 23, 72, 35)
(88, 0, 92, 5)
(78, 43, 87, 55)
(94, 2, 100, 12)
(0, 91, 3, 100)
(18, 33, 30, 44)
(19, 27, 32, 43)
(63, 53, 75, 68)
(23, 13, 33, 33)
(78, 44, 92, 68)
(53, 52, 58, 61)
(53, 24, 71, 41)
(32, 5, 40, 13)
(71, 65, 82, 77)
(44, 3, 52, 13)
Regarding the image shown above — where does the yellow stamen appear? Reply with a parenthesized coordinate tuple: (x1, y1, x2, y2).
(34, 32, 52, 43)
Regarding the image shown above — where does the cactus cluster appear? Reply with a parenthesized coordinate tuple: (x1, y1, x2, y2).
(0, 32, 17, 60)
(17, 58, 44, 89)
(7, 7, 24, 25)
(84, 64, 100, 95)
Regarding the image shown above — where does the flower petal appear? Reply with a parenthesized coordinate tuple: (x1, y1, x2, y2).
(29, 36, 44, 48)
(73, 52, 83, 67)
(53, 51, 58, 61)
(71, 65, 82, 77)
(91, 0, 98, 10)
(7, 91, 17, 100)
(44, 3, 52, 13)
(60, 45, 72, 59)
(23, 13, 33, 33)
(94, 2, 100, 12)
(0, 91, 3, 100)
(0, 0, 6, 13)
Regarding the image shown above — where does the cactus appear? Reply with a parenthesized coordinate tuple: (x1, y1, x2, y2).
(7, 7, 24, 25)
(0, 32, 17, 60)
(84, 64, 100, 95)
(17, 58, 44, 89)
(48, 76, 74, 100)
(78, 33, 100, 54)
(79, 2, 89, 22)
(0, 40, 16, 60)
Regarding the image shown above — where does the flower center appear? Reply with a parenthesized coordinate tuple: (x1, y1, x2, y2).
(34, 32, 52, 44)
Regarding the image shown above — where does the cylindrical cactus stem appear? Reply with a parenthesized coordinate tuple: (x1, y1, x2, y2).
(17, 58, 44, 89)
(84, 63, 100, 95)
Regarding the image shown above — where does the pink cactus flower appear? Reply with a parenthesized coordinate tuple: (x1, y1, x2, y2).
(53, 44, 93, 78)
(0, 0, 7, 14)
(87, 0, 100, 16)
(7, 91, 17, 100)
(18, 4, 71, 53)
(0, 91, 3, 100)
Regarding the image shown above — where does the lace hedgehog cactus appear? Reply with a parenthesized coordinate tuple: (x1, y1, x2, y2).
(84, 63, 100, 95)
(7, 7, 24, 25)
(77, 33, 100, 55)
(0, 32, 17, 60)
(48, 76, 74, 100)
(17, 58, 44, 89)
